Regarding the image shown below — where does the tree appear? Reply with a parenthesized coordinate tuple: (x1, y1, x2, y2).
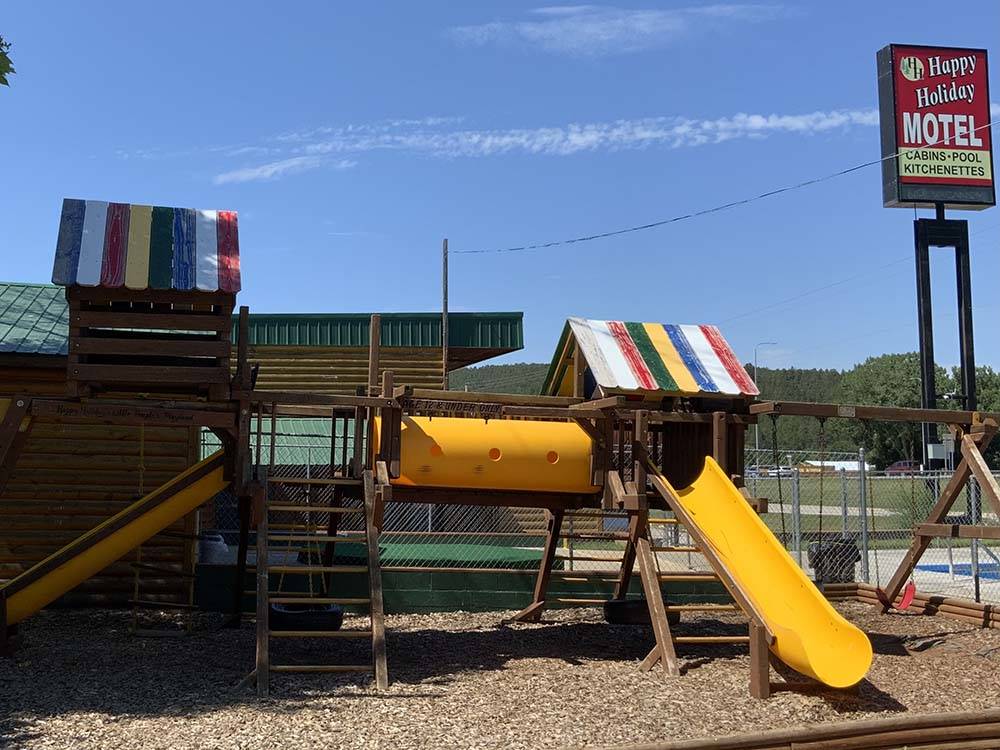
(0, 35, 13, 87)
(836, 353, 954, 468)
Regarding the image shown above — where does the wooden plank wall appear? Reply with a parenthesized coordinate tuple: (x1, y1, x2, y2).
(244, 346, 447, 394)
(0, 364, 198, 606)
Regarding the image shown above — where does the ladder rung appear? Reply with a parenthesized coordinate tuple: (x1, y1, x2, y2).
(648, 518, 679, 525)
(270, 596, 370, 605)
(267, 477, 361, 486)
(129, 562, 196, 578)
(129, 599, 197, 610)
(268, 505, 364, 514)
(555, 554, 621, 562)
(663, 603, 740, 613)
(269, 630, 372, 638)
(673, 635, 750, 644)
(552, 597, 608, 605)
(268, 565, 368, 574)
(269, 664, 373, 673)
(651, 546, 699, 553)
(657, 572, 718, 581)
(561, 532, 628, 541)
(267, 534, 359, 542)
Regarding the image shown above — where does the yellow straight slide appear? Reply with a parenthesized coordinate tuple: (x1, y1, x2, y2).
(2, 451, 228, 626)
(659, 457, 872, 688)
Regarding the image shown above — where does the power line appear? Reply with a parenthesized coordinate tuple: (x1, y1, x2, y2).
(453, 119, 996, 256)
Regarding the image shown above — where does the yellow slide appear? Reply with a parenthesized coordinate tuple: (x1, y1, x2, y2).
(654, 457, 872, 688)
(2, 451, 228, 626)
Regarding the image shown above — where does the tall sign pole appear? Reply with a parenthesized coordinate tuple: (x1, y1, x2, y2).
(877, 44, 994, 467)
(442, 238, 449, 390)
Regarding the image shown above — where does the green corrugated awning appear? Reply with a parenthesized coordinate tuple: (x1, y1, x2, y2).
(0, 282, 523, 356)
(242, 312, 523, 350)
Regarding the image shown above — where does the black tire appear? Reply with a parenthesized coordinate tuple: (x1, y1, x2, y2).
(269, 603, 344, 631)
(603, 598, 680, 626)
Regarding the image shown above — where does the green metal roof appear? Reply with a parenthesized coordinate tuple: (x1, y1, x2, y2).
(0, 282, 69, 355)
(0, 282, 523, 356)
(202, 418, 343, 464)
(244, 312, 523, 349)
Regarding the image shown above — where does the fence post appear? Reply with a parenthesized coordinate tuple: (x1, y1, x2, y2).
(858, 448, 870, 584)
(970, 477, 981, 602)
(792, 468, 802, 567)
(840, 468, 848, 539)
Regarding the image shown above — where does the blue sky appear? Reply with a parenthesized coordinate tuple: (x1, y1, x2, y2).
(2, 2, 999, 371)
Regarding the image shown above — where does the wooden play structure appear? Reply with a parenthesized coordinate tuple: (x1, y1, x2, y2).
(3, 198, 1000, 702)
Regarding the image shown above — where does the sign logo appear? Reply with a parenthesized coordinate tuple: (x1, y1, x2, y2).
(878, 44, 994, 209)
(900, 56, 924, 82)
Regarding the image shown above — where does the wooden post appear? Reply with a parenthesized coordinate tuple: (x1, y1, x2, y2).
(254, 478, 269, 698)
(634, 507, 680, 678)
(228, 493, 252, 626)
(363, 470, 388, 690)
(442, 238, 449, 390)
(712, 411, 728, 476)
(0, 396, 30, 496)
(573, 343, 586, 398)
(749, 620, 771, 699)
(0, 589, 10, 657)
(507, 509, 564, 623)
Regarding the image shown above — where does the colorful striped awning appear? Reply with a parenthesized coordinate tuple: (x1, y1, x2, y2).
(544, 318, 759, 398)
(51, 198, 241, 293)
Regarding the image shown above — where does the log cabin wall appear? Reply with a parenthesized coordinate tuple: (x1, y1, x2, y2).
(0, 360, 198, 606)
(245, 345, 447, 394)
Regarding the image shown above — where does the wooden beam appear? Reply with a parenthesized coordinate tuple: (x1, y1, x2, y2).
(255, 480, 269, 698)
(634, 513, 680, 678)
(501, 405, 606, 420)
(507, 509, 564, 623)
(247, 391, 395, 409)
(406, 388, 583, 407)
(571, 396, 623, 410)
(29, 399, 236, 428)
(917, 523, 1000, 540)
(880, 423, 997, 610)
(750, 399, 993, 425)
(363, 470, 388, 690)
(961, 433, 1000, 518)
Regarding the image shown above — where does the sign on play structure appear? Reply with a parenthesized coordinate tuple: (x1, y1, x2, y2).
(877, 44, 995, 209)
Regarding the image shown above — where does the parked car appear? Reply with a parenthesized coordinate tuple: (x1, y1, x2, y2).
(886, 459, 921, 475)
(750, 465, 794, 477)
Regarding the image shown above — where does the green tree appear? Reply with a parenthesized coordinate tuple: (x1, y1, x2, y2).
(836, 353, 953, 468)
(0, 35, 14, 87)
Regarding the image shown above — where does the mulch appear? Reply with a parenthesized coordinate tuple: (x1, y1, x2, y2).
(2, 602, 999, 749)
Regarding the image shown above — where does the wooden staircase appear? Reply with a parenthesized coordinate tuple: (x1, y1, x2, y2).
(253, 470, 387, 697)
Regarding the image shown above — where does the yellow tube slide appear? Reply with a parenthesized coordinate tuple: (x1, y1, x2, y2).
(661, 457, 872, 687)
(2, 451, 228, 625)
(373, 416, 599, 493)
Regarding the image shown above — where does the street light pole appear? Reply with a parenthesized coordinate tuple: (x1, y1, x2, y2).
(753, 341, 777, 452)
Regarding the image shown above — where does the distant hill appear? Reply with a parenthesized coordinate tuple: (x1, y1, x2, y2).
(449, 363, 550, 394)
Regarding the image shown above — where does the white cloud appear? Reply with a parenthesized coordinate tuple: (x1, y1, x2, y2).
(213, 156, 355, 185)
(292, 109, 878, 158)
(449, 4, 783, 55)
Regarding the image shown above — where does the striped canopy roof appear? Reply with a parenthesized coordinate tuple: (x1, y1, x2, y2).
(51, 198, 240, 293)
(544, 318, 759, 398)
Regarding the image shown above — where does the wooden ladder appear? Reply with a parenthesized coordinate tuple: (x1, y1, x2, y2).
(254, 471, 387, 697)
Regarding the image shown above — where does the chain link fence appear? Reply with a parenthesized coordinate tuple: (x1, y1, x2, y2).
(199, 427, 1000, 605)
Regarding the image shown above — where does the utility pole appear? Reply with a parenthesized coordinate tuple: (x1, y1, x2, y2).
(442, 238, 449, 390)
(753, 342, 777, 452)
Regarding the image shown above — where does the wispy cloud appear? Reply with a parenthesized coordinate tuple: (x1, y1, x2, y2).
(127, 106, 891, 185)
(213, 156, 355, 185)
(290, 109, 878, 158)
(448, 4, 784, 55)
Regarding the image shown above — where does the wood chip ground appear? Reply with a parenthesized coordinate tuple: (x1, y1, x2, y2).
(2, 602, 1000, 749)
